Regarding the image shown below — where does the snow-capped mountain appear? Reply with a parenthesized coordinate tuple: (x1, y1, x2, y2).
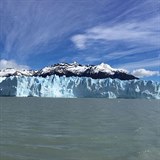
(0, 62, 138, 80)
(31, 62, 137, 80)
(0, 68, 35, 77)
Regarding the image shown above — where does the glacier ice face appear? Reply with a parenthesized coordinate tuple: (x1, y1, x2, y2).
(0, 75, 159, 99)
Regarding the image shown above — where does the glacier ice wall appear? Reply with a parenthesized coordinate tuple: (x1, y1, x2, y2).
(0, 75, 159, 99)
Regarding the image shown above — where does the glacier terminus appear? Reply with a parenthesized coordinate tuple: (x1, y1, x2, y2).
(0, 63, 159, 99)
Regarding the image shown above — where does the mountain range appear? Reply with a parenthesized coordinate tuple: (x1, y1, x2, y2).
(0, 62, 138, 80)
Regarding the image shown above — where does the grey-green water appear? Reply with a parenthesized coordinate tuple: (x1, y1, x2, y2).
(0, 98, 160, 160)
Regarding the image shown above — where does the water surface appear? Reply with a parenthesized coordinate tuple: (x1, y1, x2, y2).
(0, 98, 160, 160)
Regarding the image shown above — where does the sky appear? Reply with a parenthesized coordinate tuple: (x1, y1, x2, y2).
(0, 0, 159, 81)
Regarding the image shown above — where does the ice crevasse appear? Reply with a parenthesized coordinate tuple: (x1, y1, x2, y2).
(0, 75, 159, 99)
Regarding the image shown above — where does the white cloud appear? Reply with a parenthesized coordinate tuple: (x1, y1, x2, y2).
(0, 59, 29, 70)
(132, 69, 160, 78)
(71, 17, 159, 49)
(71, 35, 87, 49)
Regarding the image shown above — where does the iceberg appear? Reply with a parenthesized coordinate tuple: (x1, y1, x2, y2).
(0, 75, 159, 99)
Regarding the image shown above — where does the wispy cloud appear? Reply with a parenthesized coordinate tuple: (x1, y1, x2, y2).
(1, 0, 108, 60)
(102, 47, 158, 61)
(132, 69, 160, 78)
(117, 58, 160, 70)
(71, 17, 159, 50)
(0, 59, 29, 70)
(1, 0, 74, 59)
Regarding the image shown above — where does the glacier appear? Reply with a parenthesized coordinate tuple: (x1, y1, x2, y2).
(0, 75, 159, 99)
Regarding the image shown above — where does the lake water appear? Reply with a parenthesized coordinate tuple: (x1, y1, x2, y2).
(0, 98, 160, 160)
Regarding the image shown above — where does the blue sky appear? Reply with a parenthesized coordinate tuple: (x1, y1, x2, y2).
(0, 0, 159, 80)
